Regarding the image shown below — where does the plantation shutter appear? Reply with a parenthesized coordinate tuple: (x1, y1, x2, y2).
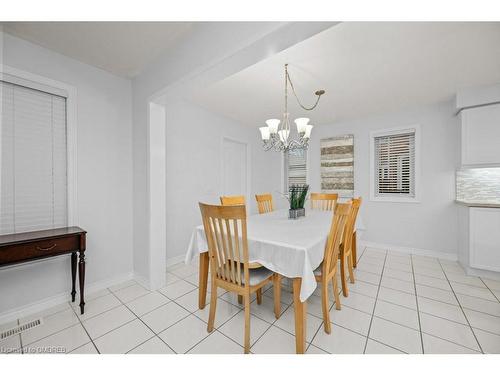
(0, 80, 68, 234)
(374, 130, 415, 197)
(287, 148, 307, 188)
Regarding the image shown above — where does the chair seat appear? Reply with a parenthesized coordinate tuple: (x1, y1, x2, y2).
(243, 267, 274, 286)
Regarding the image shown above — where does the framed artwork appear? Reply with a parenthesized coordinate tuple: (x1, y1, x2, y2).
(320, 134, 354, 198)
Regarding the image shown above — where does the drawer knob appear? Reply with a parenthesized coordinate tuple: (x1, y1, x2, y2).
(36, 244, 57, 251)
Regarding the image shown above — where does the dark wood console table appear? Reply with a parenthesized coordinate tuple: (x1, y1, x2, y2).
(0, 227, 87, 314)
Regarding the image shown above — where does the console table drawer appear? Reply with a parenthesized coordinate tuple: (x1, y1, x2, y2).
(0, 236, 79, 265)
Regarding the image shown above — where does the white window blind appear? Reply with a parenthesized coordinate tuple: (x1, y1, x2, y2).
(0, 81, 68, 234)
(286, 148, 307, 189)
(374, 130, 415, 198)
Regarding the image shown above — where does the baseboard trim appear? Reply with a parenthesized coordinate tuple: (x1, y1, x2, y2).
(166, 254, 185, 268)
(133, 273, 151, 291)
(463, 266, 500, 281)
(0, 271, 134, 325)
(358, 240, 458, 261)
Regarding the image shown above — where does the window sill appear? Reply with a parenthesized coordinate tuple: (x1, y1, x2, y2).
(370, 196, 420, 203)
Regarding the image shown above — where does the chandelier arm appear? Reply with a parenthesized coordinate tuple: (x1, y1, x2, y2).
(286, 70, 323, 111)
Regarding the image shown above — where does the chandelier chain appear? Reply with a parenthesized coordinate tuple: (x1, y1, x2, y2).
(286, 69, 323, 111)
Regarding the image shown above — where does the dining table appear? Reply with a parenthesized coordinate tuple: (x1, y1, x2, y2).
(185, 208, 363, 354)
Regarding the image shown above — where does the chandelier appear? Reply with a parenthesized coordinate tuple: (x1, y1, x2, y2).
(259, 64, 325, 152)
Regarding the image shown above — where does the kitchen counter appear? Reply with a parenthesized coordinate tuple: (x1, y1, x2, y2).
(455, 200, 500, 208)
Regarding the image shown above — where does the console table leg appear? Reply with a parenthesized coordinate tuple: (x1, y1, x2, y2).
(71, 252, 77, 302)
(78, 251, 86, 314)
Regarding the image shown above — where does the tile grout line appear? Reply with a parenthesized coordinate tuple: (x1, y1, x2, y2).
(21, 321, 83, 351)
(437, 258, 484, 354)
(182, 314, 219, 354)
(410, 254, 425, 353)
(479, 277, 500, 304)
(187, 290, 284, 353)
(17, 318, 23, 354)
(109, 288, 165, 351)
(167, 289, 265, 352)
(70, 299, 100, 354)
(135, 274, 490, 351)
(15, 257, 495, 355)
(309, 261, 368, 353)
(366, 337, 407, 354)
(316, 289, 491, 352)
(245, 284, 295, 352)
(165, 282, 279, 353)
(247, 299, 290, 351)
(307, 342, 329, 354)
(172, 264, 270, 353)
(362, 250, 388, 354)
(108, 288, 178, 354)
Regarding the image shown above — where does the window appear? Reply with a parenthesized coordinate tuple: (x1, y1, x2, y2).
(0, 80, 68, 234)
(285, 148, 307, 191)
(370, 126, 419, 202)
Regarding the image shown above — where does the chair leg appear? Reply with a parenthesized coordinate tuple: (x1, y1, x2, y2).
(238, 295, 243, 304)
(256, 288, 263, 305)
(348, 253, 355, 283)
(273, 274, 282, 318)
(340, 255, 349, 297)
(244, 293, 251, 354)
(321, 279, 331, 334)
(207, 284, 218, 332)
(333, 276, 341, 310)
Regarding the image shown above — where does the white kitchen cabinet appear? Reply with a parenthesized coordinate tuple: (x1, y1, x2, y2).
(461, 103, 500, 167)
(458, 205, 500, 274)
(469, 207, 500, 272)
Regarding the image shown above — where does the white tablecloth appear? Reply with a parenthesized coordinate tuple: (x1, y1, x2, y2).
(185, 209, 363, 302)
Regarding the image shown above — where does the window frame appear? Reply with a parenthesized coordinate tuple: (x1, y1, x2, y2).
(369, 125, 421, 203)
(282, 147, 309, 193)
(1, 65, 78, 227)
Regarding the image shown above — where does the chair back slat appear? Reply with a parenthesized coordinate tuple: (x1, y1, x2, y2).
(224, 219, 236, 283)
(199, 203, 249, 288)
(343, 197, 362, 253)
(220, 195, 246, 206)
(255, 193, 274, 214)
(233, 219, 242, 285)
(310, 193, 338, 211)
(322, 202, 351, 276)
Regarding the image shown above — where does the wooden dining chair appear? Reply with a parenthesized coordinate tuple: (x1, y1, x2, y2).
(339, 197, 362, 297)
(220, 195, 245, 206)
(314, 202, 351, 333)
(199, 203, 279, 353)
(255, 193, 274, 214)
(220, 195, 264, 305)
(310, 193, 338, 211)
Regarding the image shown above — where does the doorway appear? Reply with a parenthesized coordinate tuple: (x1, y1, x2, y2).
(221, 137, 250, 204)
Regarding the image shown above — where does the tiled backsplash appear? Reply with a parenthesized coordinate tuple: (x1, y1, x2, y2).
(456, 168, 500, 203)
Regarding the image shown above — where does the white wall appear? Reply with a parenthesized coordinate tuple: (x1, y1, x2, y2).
(131, 23, 284, 281)
(164, 99, 281, 262)
(132, 22, 333, 282)
(0, 33, 134, 317)
(309, 100, 460, 256)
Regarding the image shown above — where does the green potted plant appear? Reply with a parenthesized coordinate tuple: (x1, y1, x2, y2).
(287, 184, 309, 219)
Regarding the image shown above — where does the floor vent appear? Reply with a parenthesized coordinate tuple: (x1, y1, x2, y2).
(0, 318, 42, 341)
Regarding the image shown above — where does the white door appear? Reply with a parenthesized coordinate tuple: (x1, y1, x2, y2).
(222, 138, 248, 200)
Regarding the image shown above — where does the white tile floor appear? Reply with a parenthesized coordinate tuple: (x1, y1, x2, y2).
(2, 246, 500, 354)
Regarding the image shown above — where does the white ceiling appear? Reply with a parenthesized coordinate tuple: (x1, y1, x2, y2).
(188, 22, 500, 126)
(2, 22, 193, 78)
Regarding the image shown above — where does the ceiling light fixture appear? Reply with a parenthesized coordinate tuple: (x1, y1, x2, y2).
(259, 64, 325, 152)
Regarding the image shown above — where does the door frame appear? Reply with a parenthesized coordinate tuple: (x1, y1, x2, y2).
(220, 136, 251, 207)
